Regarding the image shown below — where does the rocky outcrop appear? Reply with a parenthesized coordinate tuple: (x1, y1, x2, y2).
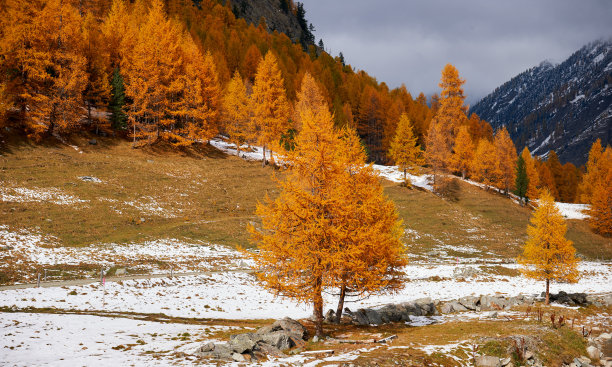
(195, 317, 308, 362)
(328, 297, 438, 326)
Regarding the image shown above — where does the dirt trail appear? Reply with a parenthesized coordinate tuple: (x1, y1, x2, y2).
(0, 268, 252, 291)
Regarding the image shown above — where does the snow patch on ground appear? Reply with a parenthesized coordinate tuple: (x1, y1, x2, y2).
(554, 202, 589, 220)
(0, 312, 236, 366)
(0, 226, 246, 282)
(0, 185, 88, 206)
(1, 262, 609, 320)
(371, 164, 433, 191)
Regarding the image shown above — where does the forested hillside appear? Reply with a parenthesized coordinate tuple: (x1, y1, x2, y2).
(0, 0, 437, 164)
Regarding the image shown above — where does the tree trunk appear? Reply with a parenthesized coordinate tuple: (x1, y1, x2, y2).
(403, 169, 406, 181)
(545, 278, 550, 305)
(262, 144, 266, 167)
(462, 169, 466, 179)
(313, 277, 324, 338)
(334, 284, 347, 324)
(270, 149, 275, 165)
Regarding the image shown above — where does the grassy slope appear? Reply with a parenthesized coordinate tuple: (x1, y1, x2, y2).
(1, 133, 610, 260)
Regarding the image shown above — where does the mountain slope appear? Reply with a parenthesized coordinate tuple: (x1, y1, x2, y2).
(470, 40, 612, 166)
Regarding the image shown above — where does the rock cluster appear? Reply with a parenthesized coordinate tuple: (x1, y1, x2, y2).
(325, 297, 438, 326)
(441, 294, 534, 313)
(543, 291, 589, 306)
(195, 317, 308, 362)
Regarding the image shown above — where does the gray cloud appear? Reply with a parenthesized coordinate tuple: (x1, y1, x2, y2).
(301, 0, 612, 104)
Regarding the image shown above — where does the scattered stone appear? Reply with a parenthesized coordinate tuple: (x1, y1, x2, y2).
(79, 176, 102, 183)
(231, 353, 246, 362)
(475, 355, 501, 367)
(453, 266, 479, 279)
(364, 308, 383, 325)
(525, 351, 534, 360)
(324, 309, 336, 323)
(501, 357, 511, 366)
(114, 268, 126, 276)
(312, 335, 319, 343)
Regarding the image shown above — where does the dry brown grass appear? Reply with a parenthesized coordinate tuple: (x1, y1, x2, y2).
(1, 132, 610, 262)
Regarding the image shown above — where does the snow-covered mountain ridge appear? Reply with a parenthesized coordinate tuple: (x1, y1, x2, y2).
(470, 39, 612, 166)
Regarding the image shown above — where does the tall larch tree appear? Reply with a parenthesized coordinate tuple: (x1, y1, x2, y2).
(471, 139, 499, 190)
(536, 160, 559, 200)
(222, 70, 251, 155)
(389, 113, 424, 183)
(82, 12, 110, 133)
(520, 147, 540, 201)
(426, 64, 468, 171)
(450, 125, 474, 179)
(242, 44, 262, 84)
(546, 151, 564, 200)
(176, 42, 221, 145)
(518, 190, 579, 304)
(494, 127, 518, 195)
(294, 72, 327, 131)
(584, 143, 612, 235)
(252, 51, 291, 166)
(332, 126, 407, 323)
(578, 139, 604, 203)
(249, 96, 405, 337)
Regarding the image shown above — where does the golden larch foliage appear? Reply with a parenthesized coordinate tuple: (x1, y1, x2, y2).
(222, 70, 251, 154)
(536, 159, 559, 200)
(1, 0, 87, 140)
(450, 125, 474, 179)
(585, 144, 612, 236)
(471, 139, 499, 190)
(294, 72, 327, 131)
(252, 51, 291, 165)
(426, 64, 468, 178)
(248, 95, 405, 336)
(579, 139, 604, 203)
(389, 113, 424, 183)
(493, 127, 518, 194)
(518, 190, 579, 304)
(520, 147, 541, 201)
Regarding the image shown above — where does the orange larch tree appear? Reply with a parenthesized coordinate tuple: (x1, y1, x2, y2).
(426, 64, 468, 180)
(389, 113, 424, 183)
(252, 51, 291, 166)
(450, 125, 474, 179)
(520, 147, 541, 201)
(249, 96, 405, 337)
(578, 139, 604, 203)
(1, 0, 87, 140)
(242, 44, 263, 84)
(222, 70, 251, 155)
(294, 72, 327, 131)
(518, 190, 579, 304)
(583, 143, 612, 235)
(493, 127, 518, 195)
(471, 138, 499, 190)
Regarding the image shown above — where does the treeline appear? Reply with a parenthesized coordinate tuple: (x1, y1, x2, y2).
(388, 64, 610, 235)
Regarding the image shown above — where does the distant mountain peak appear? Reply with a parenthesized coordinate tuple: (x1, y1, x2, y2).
(470, 39, 612, 166)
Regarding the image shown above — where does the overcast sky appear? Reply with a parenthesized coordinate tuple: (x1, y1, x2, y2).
(301, 0, 612, 105)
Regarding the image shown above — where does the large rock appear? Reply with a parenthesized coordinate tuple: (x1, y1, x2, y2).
(324, 309, 336, 323)
(229, 333, 259, 353)
(480, 295, 508, 311)
(258, 331, 293, 350)
(376, 304, 404, 323)
(475, 355, 501, 367)
(399, 301, 422, 317)
(351, 309, 370, 325)
(458, 296, 480, 310)
(364, 308, 383, 325)
(415, 297, 437, 315)
(261, 317, 308, 340)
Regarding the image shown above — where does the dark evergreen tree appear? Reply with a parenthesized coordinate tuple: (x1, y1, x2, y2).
(514, 155, 529, 205)
(109, 68, 127, 131)
(279, 0, 289, 13)
(318, 39, 324, 50)
(339, 52, 345, 66)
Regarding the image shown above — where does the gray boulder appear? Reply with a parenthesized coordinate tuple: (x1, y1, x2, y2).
(475, 355, 501, 367)
(351, 309, 370, 325)
(480, 295, 508, 311)
(453, 266, 478, 279)
(324, 309, 336, 323)
(376, 304, 404, 323)
(399, 301, 422, 317)
(364, 308, 383, 325)
(259, 331, 293, 350)
(262, 317, 308, 340)
(440, 302, 454, 314)
(229, 333, 259, 354)
(458, 296, 480, 310)
(415, 297, 437, 315)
